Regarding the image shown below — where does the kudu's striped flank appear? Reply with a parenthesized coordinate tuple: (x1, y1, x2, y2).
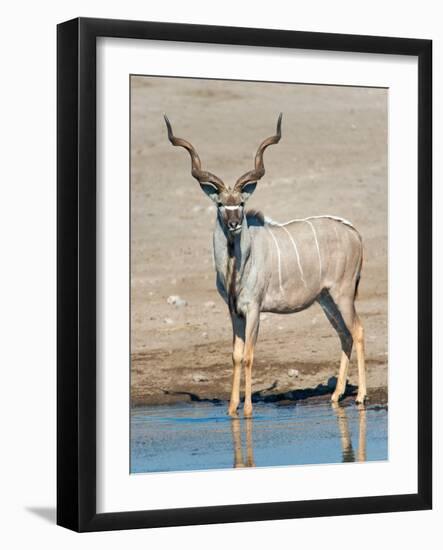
(164, 114, 366, 417)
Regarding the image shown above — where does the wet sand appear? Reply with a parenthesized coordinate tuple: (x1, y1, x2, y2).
(130, 76, 388, 407)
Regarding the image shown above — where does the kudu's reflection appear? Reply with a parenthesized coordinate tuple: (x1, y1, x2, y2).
(332, 402, 367, 463)
(230, 402, 367, 468)
(231, 417, 255, 468)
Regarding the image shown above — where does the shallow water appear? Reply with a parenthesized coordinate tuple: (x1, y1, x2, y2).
(130, 400, 388, 474)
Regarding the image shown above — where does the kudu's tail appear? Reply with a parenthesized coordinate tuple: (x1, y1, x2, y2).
(354, 249, 363, 300)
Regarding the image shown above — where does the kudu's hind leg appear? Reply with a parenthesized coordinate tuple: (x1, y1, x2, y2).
(337, 298, 367, 403)
(334, 352, 351, 402)
(317, 290, 354, 402)
(319, 289, 367, 404)
(228, 315, 245, 417)
(353, 313, 367, 404)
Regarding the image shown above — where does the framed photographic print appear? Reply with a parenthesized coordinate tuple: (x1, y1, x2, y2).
(57, 17, 432, 532)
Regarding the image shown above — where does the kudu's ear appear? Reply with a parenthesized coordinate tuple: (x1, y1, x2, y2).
(240, 182, 257, 201)
(200, 182, 220, 202)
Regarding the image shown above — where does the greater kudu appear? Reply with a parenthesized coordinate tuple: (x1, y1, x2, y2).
(164, 114, 366, 417)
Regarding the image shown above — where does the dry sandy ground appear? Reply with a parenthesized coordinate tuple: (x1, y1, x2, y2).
(130, 76, 388, 407)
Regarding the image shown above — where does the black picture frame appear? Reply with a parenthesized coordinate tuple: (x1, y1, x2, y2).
(57, 17, 432, 532)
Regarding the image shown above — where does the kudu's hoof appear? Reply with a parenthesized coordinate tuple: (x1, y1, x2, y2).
(330, 392, 343, 403)
(355, 395, 368, 405)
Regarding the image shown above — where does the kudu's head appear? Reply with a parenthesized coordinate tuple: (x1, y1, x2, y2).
(164, 113, 282, 236)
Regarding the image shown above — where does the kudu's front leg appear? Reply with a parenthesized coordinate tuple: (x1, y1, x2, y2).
(243, 308, 260, 418)
(228, 314, 245, 417)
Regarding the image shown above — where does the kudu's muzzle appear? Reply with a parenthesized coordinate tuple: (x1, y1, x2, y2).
(225, 208, 243, 232)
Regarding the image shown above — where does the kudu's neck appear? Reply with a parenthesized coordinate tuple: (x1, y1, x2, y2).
(220, 214, 251, 261)
(213, 215, 252, 290)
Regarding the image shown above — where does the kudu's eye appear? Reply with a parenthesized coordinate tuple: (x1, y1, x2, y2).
(217, 201, 223, 208)
(240, 202, 245, 207)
